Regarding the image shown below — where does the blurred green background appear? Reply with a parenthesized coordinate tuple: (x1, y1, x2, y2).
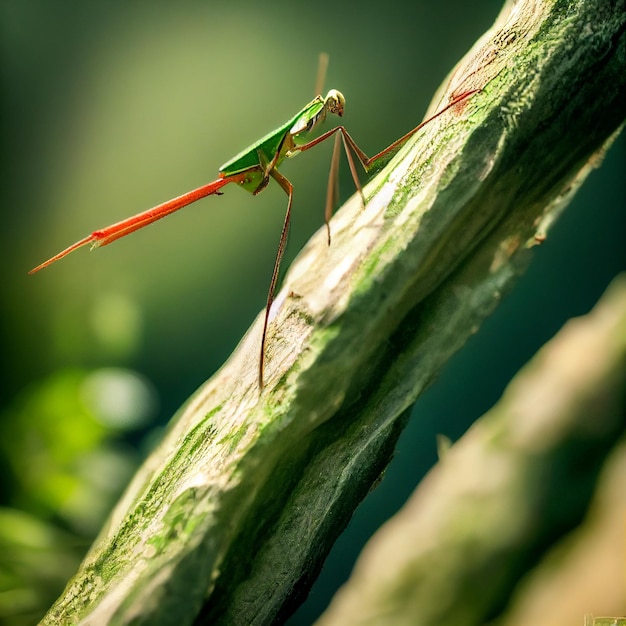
(1, 1, 624, 624)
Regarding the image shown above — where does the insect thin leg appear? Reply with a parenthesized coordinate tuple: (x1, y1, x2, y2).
(324, 133, 343, 245)
(259, 168, 294, 389)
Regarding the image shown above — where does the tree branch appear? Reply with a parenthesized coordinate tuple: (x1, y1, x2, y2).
(42, 0, 626, 623)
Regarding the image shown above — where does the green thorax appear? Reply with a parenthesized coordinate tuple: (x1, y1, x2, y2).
(218, 96, 326, 191)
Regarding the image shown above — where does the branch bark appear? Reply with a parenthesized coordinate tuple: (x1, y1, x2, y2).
(42, 0, 626, 624)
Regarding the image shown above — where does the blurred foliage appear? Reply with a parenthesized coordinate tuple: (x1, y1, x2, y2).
(0, 0, 623, 624)
(0, 508, 84, 626)
(0, 368, 156, 624)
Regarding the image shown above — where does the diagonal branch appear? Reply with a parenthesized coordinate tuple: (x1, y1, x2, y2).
(42, 0, 626, 624)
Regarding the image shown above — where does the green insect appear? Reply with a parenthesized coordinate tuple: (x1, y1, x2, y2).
(30, 57, 478, 387)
